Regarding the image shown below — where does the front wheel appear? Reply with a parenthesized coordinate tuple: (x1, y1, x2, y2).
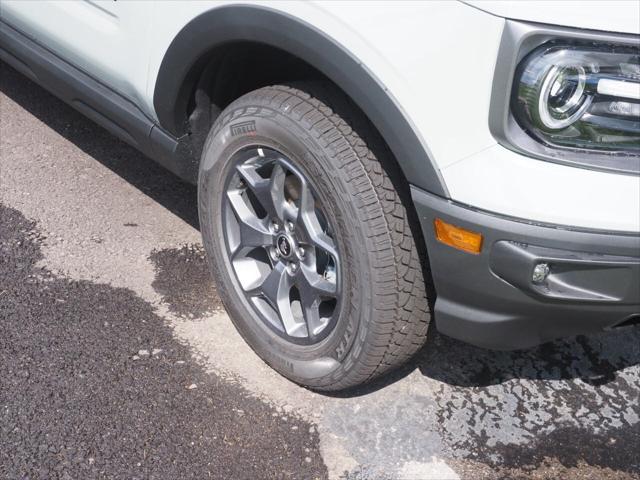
(198, 84, 431, 391)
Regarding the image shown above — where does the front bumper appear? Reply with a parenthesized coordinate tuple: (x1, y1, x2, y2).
(412, 186, 640, 350)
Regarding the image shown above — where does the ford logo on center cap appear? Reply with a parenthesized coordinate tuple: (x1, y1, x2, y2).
(277, 235, 292, 257)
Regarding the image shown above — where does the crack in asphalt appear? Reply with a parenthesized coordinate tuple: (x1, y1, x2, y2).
(0, 204, 327, 480)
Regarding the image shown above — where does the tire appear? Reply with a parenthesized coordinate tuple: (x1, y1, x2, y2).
(198, 83, 431, 391)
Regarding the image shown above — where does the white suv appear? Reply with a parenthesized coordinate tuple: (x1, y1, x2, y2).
(2, 1, 638, 391)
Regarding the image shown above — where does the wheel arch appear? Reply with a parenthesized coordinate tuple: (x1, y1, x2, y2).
(152, 4, 448, 198)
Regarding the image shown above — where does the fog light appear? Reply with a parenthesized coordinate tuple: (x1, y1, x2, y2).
(532, 263, 550, 283)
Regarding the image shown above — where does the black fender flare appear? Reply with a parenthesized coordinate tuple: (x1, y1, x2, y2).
(153, 5, 448, 197)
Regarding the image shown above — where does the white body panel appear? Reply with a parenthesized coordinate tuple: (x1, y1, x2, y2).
(444, 145, 640, 232)
(1, 0, 152, 109)
(2, 0, 638, 232)
(465, 1, 640, 35)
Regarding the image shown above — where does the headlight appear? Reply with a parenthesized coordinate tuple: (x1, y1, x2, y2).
(512, 43, 640, 154)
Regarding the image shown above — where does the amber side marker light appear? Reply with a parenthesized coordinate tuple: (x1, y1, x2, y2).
(434, 218, 483, 254)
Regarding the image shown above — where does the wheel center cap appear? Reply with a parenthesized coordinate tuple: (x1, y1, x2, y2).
(277, 234, 293, 258)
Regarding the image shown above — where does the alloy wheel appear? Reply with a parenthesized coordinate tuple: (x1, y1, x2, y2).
(222, 146, 341, 345)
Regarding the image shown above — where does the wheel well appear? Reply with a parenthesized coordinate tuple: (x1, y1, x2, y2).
(181, 41, 328, 159)
(153, 4, 446, 197)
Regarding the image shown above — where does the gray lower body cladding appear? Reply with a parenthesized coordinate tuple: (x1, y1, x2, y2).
(411, 186, 640, 350)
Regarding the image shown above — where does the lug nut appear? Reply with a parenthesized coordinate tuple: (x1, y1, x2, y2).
(272, 220, 280, 232)
(290, 263, 298, 273)
(285, 221, 294, 232)
(297, 247, 305, 258)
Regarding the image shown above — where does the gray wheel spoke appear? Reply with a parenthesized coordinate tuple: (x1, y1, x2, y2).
(297, 182, 339, 261)
(227, 190, 272, 257)
(236, 161, 290, 222)
(269, 163, 289, 221)
(303, 303, 323, 338)
(298, 265, 338, 299)
(310, 230, 338, 262)
(251, 262, 307, 337)
(253, 261, 286, 305)
(295, 266, 336, 338)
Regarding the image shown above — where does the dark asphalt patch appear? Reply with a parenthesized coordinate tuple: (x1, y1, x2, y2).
(150, 244, 224, 318)
(0, 204, 327, 480)
(419, 328, 640, 476)
(493, 425, 640, 478)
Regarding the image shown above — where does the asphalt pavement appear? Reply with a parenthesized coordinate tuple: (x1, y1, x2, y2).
(1, 62, 639, 479)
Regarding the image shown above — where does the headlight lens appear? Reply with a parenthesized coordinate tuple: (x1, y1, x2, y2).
(513, 43, 640, 154)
